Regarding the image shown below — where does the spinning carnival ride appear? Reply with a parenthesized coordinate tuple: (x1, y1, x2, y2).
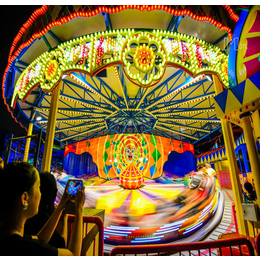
(2, 5, 240, 248)
(57, 133, 220, 246)
(57, 173, 219, 245)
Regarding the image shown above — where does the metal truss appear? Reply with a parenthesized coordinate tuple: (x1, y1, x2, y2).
(12, 52, 218, 144)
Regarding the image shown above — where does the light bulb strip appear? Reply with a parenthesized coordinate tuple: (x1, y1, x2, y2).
(136, 88, 151, 109)
(55, 122, 104, 133)
(41, 108, 105, 117)
(11, 29, 230, 110)
(145, 110, 157, 119)
(158, 121, 211, 133)
(61, 125, 106, 142)
(59, 95, 112, 113)
(122, 109, 142, 112)
(37, 118, 104, 125)
(145, 75, 205, 111)
(105, 110, 119, 119)
(156, 109, 216, 117)
(114, 66, 129, 109)
(162, 118, 220, 123)
(104, 120, 109, 130)
(155, 125, 199, 140)
(69, 73, 120, 110)
(152, 94, 215, 113)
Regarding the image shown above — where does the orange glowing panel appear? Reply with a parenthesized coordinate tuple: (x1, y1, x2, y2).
(120, 164, 144, 189)
(64, 133, 194, 180)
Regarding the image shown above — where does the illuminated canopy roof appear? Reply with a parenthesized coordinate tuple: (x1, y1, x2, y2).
(2, 5, 239, 145)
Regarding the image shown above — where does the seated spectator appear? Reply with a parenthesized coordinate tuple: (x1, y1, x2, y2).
(52, 167, 70, 180)
(24, 171, 67, 248)
(174, 170, 205, 205)
(205, 163, 216, 178)
(0, 162, 85, 256)
(190, 168, 205, 190)
(243, 182, 257, 201)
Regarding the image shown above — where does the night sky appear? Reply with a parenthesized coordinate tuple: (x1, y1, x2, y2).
(0, 5, 41, 137)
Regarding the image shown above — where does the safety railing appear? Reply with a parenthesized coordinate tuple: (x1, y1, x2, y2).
(109, 237, 255, 256)
(67, 215, 104, 256)
(231, 203, 239, 233)
(216, 170, 232, 189)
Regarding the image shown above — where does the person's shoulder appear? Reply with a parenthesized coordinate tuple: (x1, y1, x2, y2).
(0, 234, 58, 256)
(23, 235, 58, 255)
(0, 234, 26, 255)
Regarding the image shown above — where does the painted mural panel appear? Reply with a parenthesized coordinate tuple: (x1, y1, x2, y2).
(64, 134, 194, 179)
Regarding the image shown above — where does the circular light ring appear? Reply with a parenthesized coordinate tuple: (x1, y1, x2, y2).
(45, 60, 58, 81)
(39, 50, 64, 91)
(122, 32, 167, 87)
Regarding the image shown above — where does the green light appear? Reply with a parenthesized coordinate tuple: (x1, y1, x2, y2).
(12, 29, 229, 107)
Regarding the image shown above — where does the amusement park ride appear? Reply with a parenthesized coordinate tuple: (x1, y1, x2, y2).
(3, 6, 235, 145)
(2, 5, 260, 252)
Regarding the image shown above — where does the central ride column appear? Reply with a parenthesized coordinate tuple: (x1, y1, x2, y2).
(41, 82, 62, 172)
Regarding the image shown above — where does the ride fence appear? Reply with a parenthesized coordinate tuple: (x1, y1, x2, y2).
(66, 215, 104, 256)
(109, 237, 255, 256)
(231, 203, 239, 233)
(216, 170, 232, 189)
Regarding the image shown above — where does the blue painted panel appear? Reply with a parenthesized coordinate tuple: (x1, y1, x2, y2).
(163, 151, 196, 177)
(248, 70, 260, 90)
(230, 80, 245, 105)
(214, 89, 228, 113)
(228, 10, 249, 88)
(63, 152, 98, 178)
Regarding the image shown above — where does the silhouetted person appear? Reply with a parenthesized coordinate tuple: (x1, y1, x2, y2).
(0, 162, 85, 256)
(244, 182, 257, 201)
(24, 171, 66, 248)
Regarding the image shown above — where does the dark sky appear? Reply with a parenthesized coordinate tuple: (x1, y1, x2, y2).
(0, 5, 41, 137)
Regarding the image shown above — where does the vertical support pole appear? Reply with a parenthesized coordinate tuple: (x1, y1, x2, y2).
(214, 161, 219, 172)
(4, 134, 13, 165)
(221, 119, 247, 235)
(41, 83, 61, 172)
(252, 109, 260, 146)
(241, 114, 260, 206)
(34, 128, 42, 169)
(214, 161, 221, 186)
(213, 75, 247, 235)
(23, 122, 34, 162)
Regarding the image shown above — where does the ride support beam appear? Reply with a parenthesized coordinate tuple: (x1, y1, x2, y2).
(23, 122, 33, 162)
(240, 114, 260, 207)
(41, 83, 61, 172)
(221, 119, 247, 235)
(213, 75, 247, 235)
(214, 161, 221, 173)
